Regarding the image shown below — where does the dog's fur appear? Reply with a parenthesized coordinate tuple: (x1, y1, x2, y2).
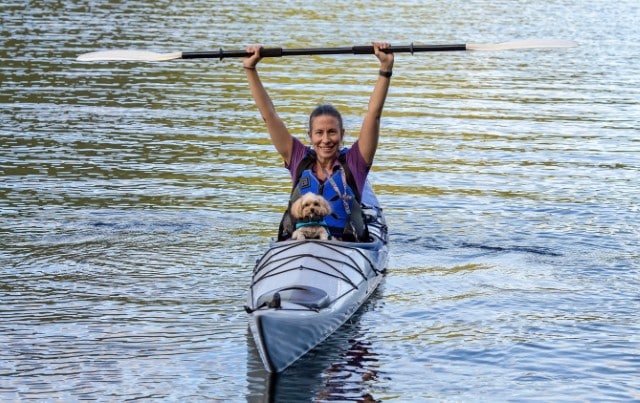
(290, 193, 332, 240)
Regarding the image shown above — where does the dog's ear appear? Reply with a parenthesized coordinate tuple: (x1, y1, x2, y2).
(323, 196, 332, 212)
(291, 197, 303, 219)
(318, 198, 331, 216)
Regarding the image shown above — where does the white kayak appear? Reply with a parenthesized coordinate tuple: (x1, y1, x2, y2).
(245, 183, 388, 373)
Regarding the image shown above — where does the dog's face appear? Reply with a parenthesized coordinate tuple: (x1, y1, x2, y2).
(291, 193, 331, 220)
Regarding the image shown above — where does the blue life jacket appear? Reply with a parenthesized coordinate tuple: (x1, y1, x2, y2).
(278, 149, 367, 241)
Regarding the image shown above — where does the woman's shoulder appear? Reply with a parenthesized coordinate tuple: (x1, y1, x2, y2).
(286, 136, 312, 173)
(345, 140, 365, 166)
(344, 140, 370, 195)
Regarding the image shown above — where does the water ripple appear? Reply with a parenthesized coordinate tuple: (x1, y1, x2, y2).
(2, 0, 639, 400)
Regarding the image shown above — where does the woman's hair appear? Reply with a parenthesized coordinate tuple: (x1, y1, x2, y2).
(308, 104, 344, 134)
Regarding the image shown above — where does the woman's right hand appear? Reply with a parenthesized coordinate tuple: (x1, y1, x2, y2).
(243, 45, 263, 69)
(372, 42, 394, 72)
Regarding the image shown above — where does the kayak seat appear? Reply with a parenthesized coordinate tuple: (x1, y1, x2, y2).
(257, 286, 330, 310)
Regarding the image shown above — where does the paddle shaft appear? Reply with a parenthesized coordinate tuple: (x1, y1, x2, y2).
(181, 44, 466, 59)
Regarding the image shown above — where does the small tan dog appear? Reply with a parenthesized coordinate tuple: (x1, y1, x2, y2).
(290, 193, 332, 240)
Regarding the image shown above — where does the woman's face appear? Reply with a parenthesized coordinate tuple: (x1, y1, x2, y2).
(309, 114, 344, 162)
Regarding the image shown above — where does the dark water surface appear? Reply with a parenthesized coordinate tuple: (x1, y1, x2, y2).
(1, 0, 639, 401)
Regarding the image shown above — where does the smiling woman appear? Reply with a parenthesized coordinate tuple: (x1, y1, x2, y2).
(242, 42, 394, 241)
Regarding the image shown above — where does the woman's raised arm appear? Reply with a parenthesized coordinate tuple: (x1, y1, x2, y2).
(243, 45, 294, 164)
(357, 42, 394, 166)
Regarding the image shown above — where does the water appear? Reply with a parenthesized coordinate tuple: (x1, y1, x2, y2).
(1, 0, 639, 400)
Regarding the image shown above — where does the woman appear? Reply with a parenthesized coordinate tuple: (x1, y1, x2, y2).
(243, 42, 394, 241)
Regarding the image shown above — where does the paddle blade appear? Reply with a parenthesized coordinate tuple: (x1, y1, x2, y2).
(466, 39, 578, 51)
(76, 50, 183, 62)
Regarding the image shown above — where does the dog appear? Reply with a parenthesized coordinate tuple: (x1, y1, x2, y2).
(290, 193, 332, 240)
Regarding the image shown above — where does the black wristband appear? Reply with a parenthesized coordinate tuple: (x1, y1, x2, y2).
(379, 70, 392, 78)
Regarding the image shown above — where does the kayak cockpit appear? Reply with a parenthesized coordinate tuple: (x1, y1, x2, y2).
(255, 286, 330, 311)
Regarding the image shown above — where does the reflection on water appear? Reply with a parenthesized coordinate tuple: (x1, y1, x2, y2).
(2, 0, 639, 400)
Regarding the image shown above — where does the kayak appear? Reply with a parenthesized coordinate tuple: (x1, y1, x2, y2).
(245, 182, 388, 373)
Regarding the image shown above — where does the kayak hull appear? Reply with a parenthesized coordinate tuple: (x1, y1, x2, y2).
(246, 184, 388, 373)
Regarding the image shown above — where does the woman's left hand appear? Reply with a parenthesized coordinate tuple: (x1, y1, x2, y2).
(243, 45, 263, 69)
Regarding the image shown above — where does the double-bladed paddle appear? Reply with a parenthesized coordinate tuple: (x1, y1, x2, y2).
(76, 39, 577, 62)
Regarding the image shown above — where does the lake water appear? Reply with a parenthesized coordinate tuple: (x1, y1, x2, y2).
(1, 0, 639, 401)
